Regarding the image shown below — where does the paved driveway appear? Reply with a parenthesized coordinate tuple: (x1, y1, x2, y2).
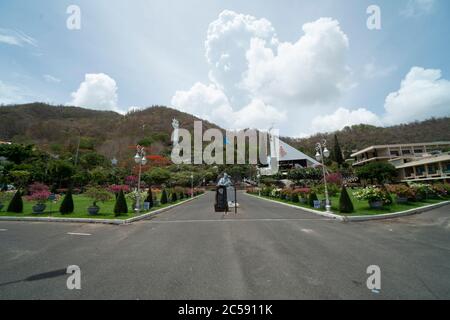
(0, 191, 449, 299)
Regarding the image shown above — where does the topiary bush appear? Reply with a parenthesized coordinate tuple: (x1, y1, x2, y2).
(308, 192, 318, 207)
(171, 192, 178, 203)
(160, 189, 168, 204)
(339, 186, 354, 214)
(291, 192, 300, 203)
(7, 190, 23, 213)
(145, 189, 154, 208)
(114, 189, 128, 216)
(59, 189, 74, 215)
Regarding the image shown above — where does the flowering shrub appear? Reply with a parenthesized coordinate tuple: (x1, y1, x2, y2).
(326, 173, 343, 186)
(409, 183, 435, 200)
(28, 183, 49, 194)
(108, 184, 131, 194)
(125, 175, 138, 187)
(270, 188, 282, 198)
(386, 184, 415, 199)
(430, 184, 448, 198)
(126, 190, 148, 204)
(26, 191, 51, 204)
(353, 186, 392, 205)
(313, 184, 340, 197)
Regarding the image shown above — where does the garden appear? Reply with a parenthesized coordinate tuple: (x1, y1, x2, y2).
(247, 164, 450, 216)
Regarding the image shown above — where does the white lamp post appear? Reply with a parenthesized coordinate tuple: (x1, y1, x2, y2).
(315, 140, 331, 213)
(190, 173, 194, 198)
(134, 145, 147, 212)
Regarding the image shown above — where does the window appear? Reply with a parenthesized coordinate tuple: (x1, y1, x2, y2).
(390, 151, 399, 157)
(402, 150, 411, 155)
(416, 166, 426, 176)
(428, 164, 437, 175)
(414, 149, 423, 154)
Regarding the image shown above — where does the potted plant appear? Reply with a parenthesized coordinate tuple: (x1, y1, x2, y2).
(387, 184, 415, 204)
(26, 183, 51, 214)
(354, 186, 391, 209)
(410, 183, 433, 201)
(84, 186, 113, 215)
(126, 190, 148, 211)
(26, 191, 51, 214)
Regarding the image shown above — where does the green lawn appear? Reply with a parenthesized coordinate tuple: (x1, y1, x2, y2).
(0, 195, 191, 220)
(252, 191, 448, 216)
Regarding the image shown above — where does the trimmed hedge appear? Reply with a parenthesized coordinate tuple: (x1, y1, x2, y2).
(160, 189, 168, 204)
(7, 190, 23, 213)
(339, 186, 354, 214)
(59, 189, 74, 214)
(308, 192, 318, 208)
(114, 189, 128, 216)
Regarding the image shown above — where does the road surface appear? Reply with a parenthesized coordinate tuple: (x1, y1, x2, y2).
(0, 191, 449, 299)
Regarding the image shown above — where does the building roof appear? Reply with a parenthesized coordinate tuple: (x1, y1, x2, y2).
(395, 154, 450, 169)
(351, 141, 450, 157)
(278, 140, 320, 165)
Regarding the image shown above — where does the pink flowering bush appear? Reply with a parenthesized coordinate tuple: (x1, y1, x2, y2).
(108, 184, 131, 194)
(26, 191, 51, 204)
(326, 173, 343, 186)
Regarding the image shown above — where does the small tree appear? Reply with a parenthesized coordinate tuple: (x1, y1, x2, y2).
(171, 192, 178, 203)
(309, 192, 318, 207)
(339, 186, 354, 214)
(114, 189, 128, 216)
(333, 134, 344, 166)
(85, 186, 113, 208)
(160, 189, 168, 204)
(292, 192, 300, 203)
(60, 189, 74, 215)
(145, 188, 154, 208)
(7, 190, 23, 213)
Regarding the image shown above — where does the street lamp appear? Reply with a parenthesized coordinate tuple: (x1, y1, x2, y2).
(134, 145, 147, 212)
(316, 140, 331, 213)
(190, 173, 194, 198)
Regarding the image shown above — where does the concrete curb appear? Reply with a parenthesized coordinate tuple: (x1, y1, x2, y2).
(0, 193, 206, 225)
(244, 192, 450, 222)
(244, 193, 344, 221)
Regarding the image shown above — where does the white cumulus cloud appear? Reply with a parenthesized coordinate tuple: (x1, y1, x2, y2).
(172, 11, 353, 136)
(383, 67, 450, 125)
(401, 0, 435, 17)
(311, 107, 382, 133)
(69, 73, 119, 112)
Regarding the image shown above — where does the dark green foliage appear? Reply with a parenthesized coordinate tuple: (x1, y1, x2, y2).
(114, 189, 128, 216)
(356, 162, 398, 184)
(179, 193, 184, 200)
(292, 193, 300, 203)
(309, 192, 318, 207)
(339, 186, 354, 214)
(160, 189, 168, 204)
(171, 192, 178, 202)
(333, 134, 344, 166)
(145, 189, 154, 208)
(59, 189, 74, 214)
(7, 190, 23, 213)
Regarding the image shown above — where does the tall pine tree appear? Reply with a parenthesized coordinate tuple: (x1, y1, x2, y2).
(333, 134, 344, 166)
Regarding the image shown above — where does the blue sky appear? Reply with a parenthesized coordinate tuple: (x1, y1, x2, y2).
(0, 0, 449, 136)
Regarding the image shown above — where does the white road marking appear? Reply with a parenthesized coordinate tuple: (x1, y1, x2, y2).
(67, 232, 91, 236)
(145, 218, 331, 224)
(0, 229, 8, 232)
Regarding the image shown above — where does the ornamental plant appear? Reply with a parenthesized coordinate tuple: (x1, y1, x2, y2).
(339, 186, 354, 214)
(160, 188, 168, 204)
(114, 189, 128, 216)
(309, 192, 318, 207)
(108, 184, 130, 195)
(84, 186, 113, 208)
(125, 190, 148, 206)
(59, 188, 74, 214)
(7, 190, 23, 213)
(430, 184, 448, 198)
(409, 183, 434, 200)
(353, 186, 392, 205)
(26, 191, 51, 205)
(386, 184, 415, 199)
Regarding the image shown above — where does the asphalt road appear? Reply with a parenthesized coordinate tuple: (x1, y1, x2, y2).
(0, 191, 449, 300)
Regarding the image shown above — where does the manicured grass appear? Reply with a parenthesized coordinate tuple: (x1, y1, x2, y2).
(251, 191, 448, 216)
(0, 195, 191, 220)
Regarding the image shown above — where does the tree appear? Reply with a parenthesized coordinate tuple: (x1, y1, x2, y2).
(143, 168, 171, 186)
(356, 162, 398, 185)
(114, 189, 128, 216)
(7, 190, 23, 213)
(60, 189, 74, 214)
(171, 192, 178, 203)
(333, 135, 344, 166)
(309, 192, 318, 207)
(339, 186, 354, 214)
(160, 188, 168, 204)
(145, 188, 154, 208)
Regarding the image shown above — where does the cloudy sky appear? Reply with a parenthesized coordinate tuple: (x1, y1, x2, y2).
(0, 0, 449, 137)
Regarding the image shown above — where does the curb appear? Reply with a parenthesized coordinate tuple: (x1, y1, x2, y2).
(0, 193, 206, 225)
(244, 193, 344, 221)
(244, 193, 450, 222)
